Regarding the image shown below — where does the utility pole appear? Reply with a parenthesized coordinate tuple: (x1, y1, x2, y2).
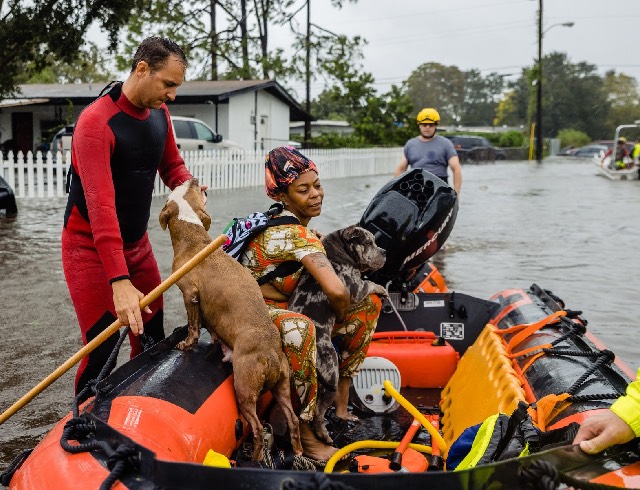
(535, 0, 543, 163)
(304, 0, 311, 147)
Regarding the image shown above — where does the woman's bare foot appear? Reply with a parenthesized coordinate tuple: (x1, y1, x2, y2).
(334, 409, 359, 422)
(333, 376, 359, 422)
(300, 421, 339, 461)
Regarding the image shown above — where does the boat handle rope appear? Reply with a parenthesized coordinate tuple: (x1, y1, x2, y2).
(0, 449, 32, 486)
(519, 321, 588, 369)
(60, 417, 139, 490)
(527, 349, 618, 431)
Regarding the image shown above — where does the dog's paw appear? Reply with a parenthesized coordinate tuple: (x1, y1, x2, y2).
(366, 282, 388, 297)
(176, 339, 195, 351)
(375, 286, 389, 297)
(313, 418, 334, 445)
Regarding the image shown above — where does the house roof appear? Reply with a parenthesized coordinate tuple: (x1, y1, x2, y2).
(0, 98, 49, 108)
(15, 79, 309, 121)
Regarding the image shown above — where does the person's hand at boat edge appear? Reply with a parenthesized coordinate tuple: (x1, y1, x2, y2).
(573, 410, 635, 454)
(112, 279, 152, 335)
(573, 369, 640, 454)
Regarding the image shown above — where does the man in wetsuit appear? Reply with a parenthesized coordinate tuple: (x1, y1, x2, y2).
(394, 107, 462, 195)
(62, 37, 193, 394)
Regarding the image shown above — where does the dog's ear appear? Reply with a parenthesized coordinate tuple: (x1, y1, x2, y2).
(340, 225, 361, 242)
(159, 200, 178, 230)
(197, 208, 212, 231)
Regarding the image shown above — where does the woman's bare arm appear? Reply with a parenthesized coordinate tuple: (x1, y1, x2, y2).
(301, 252, 350, 321)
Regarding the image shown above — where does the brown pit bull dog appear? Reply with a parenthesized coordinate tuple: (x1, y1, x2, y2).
(159, 178, 302, 460)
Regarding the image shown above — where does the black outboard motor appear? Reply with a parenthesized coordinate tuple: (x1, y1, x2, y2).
(0, 175, 17, 217)
(359, 169, 457, 285)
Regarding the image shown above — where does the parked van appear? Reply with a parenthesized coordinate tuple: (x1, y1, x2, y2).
(170, 116, 242, 151)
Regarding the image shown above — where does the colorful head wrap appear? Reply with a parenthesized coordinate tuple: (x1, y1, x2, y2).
(265, 146, 318, 200)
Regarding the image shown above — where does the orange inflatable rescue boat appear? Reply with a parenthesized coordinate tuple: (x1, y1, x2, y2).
(2, 169, 639, 489)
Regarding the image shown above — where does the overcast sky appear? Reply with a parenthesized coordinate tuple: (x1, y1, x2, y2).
(282, 0, 640, 96)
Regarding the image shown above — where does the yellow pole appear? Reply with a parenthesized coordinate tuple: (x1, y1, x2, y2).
(0, 234, 228, 425)
(528, 123, 536, 161)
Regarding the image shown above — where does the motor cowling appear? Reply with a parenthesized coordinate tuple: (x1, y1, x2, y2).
(359, 169, 458, 284)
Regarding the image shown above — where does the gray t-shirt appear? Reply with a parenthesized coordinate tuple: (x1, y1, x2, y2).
(403, 135, 457, 178)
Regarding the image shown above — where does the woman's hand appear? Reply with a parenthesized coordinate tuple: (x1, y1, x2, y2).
(111, 279, 152, 335)
(301, 252, 350, 321)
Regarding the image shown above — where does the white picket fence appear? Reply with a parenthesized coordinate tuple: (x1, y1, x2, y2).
(0, 148, 401, 199)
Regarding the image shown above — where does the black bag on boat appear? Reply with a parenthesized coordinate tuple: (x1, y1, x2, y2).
(359, 169, 458, 284)
(447, 401, 580, 471)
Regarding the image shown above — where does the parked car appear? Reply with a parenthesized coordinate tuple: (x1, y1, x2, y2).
(170, 116, 242, 151)
(49, 124, 75, 155)
(443, 135, 499, 163)
(48, 117, 242, 157)
(558, 146, 578, 156)
(570, 144, 608, 159)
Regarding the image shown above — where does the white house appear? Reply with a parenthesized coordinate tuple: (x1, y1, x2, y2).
(0, 80, 308, 154)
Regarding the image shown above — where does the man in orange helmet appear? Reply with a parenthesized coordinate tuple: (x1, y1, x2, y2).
(394, 107, 462, 194)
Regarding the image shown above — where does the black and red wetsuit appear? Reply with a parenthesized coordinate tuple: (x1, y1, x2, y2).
(62, 82, 192, 394)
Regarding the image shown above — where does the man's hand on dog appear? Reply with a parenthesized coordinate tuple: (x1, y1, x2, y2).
(112, 279, 151, 335)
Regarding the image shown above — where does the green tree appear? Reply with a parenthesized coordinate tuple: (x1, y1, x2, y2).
(309, 45, 414, 148)
(116, 0, 363, 86)
(542, 52, 608, 139)
(405, 63, 466, 124)
(557, 129, 590, 148)
(494, 53, 611, 140)
(16, 43, 114, 84)
(0, 1, 139, 98)
(602, 71, 640, 138)
(461, 70, 505, 126)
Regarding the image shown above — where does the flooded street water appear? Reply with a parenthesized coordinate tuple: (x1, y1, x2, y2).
(1, 158, 639, 467)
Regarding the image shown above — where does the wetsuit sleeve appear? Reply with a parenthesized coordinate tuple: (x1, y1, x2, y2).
(72, 109, 129, 281)
(610, 368, 640, 437)
(158, 107, 192, 190)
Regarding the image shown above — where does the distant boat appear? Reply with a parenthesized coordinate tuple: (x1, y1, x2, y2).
(595, 124, 640, 180)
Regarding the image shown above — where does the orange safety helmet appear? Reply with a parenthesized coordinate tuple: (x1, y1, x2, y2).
(416, 108, 441, 125)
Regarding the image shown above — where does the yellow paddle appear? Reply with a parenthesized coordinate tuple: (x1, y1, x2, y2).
(0, 233, 228, 426)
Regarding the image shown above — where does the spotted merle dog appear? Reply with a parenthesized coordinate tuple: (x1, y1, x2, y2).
(288, 225, 387, 443)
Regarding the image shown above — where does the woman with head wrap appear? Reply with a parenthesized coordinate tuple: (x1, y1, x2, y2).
(240, 146, 382, 461)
